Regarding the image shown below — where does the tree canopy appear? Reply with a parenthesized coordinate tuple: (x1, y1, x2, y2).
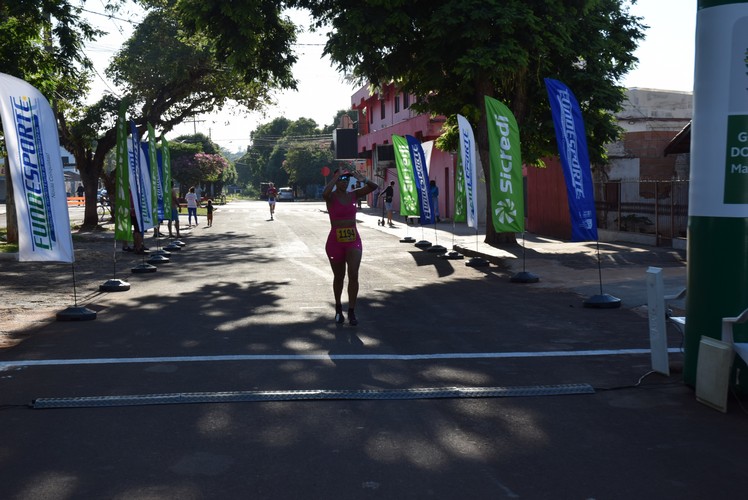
(236, 116, 333, 195)
(53, 1, 299, 229)
(0, 0, 102, 100)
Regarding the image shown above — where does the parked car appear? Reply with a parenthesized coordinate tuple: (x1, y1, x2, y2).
(278, 187, 294, 201)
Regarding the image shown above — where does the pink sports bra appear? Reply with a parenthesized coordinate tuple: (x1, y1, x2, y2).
(328, 193, 357, 222)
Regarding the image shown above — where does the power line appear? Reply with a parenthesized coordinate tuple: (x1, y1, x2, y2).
(81, 7, 138, 26)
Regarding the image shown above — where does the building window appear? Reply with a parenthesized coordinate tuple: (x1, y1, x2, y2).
(403, 93, 410, 109)
(380, 100, 385, 120)
(395, 95, 400, 113)
(369, 105, 373, 124)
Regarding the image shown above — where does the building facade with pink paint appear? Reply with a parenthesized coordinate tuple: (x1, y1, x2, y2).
(349, 83, 456, 220)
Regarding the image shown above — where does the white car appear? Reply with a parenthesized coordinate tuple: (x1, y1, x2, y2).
(278, 187, 294, 201)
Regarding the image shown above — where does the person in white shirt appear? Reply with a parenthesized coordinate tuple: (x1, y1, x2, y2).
(185, 186, 199, 226)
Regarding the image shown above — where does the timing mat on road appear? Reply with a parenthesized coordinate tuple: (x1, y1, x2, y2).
(31, 384, 596, 408)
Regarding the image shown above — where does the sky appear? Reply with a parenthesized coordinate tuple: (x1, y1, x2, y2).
(84, 0, 697, 154)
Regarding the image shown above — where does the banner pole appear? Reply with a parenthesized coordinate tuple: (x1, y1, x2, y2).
(71, 263, 78, 307)
(57, 263, 96, 321)
(100, 237, 130, 292)
(510, 232, 540, 283)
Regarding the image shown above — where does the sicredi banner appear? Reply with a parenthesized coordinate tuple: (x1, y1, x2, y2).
(0, 73, 73, 262)
(114, 104, 132, 243)
(392, 134, 419, 216)
(485, 96, 524, 233)
(691, 4, 748, 216)
(161, 137, 172, 215)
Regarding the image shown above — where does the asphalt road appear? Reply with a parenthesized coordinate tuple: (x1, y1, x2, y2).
(0, 200, 746, 499)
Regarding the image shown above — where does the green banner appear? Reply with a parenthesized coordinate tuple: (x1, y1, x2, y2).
(114, 103, 132, 243)
(454, 153, 466, 222)
(162, 137, 171, 214)
(485, 96, 524, 232)
(392, 134, 419, 216)
(148, 124, 159, 224)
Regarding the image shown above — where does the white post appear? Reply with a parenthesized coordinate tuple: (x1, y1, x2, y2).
(646, 266, 670, 376)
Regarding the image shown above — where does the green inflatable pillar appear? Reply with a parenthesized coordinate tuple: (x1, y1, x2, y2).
(685, 0, 748, 386)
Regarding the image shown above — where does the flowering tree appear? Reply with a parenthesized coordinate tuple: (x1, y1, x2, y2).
(172, 153, 230, 191)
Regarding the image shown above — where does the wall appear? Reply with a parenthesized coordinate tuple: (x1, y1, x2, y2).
(351, 83, 455, 219)
(525, 158, 571, 240)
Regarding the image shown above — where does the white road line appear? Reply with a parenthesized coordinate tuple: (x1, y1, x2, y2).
(0, 348, 681, 370)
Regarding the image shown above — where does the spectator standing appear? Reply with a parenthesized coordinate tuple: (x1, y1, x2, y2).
(380, 181, 395, 226)
(185, 186, 199, 226)
(206, 199, 214, 227)
(429, 180, 441, 222)
(168, 185, 181, 238)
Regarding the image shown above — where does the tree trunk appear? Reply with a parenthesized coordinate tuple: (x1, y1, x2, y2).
(78, 156, 103, 231)
(58, 113, 116, 232)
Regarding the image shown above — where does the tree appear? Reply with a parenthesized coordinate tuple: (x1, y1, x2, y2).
(284, 142, 334, 189)
(58, 2, 298, 229)
(239, 117, 292, 190)
(172, 152, 230, 191)
(0, 0, 103, 241)
(294, 0, 645, 245)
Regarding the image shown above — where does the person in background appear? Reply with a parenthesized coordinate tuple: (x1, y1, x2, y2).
(168, 183, 181, 238)
(206, 199, 214, 227)
(76, 184, 84, 197)
(267, 182, 278, 220)
(380, 180, 396, 226)
(322, 168, 377, 325)
(185, 186, 199, 226)
(429, 179, 441, 222)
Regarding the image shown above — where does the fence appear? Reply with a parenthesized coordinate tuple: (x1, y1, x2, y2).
(595, 179, 689, 247)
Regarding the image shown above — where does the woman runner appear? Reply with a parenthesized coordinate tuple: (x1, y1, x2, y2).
(322, 168, 377, 325)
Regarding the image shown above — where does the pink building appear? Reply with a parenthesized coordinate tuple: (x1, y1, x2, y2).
(350, 83, 456, 219)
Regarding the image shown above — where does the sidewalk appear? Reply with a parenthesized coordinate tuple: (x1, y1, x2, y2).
(355, 206, 687, 312)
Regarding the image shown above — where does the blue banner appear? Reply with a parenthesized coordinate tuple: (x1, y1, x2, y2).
(406, 135, 434, 225)
(544, 78, 598, 241)
(130, 122, 154, 232)
(129, 121, 144, 233)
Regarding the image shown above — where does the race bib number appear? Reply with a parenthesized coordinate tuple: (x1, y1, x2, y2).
(335, 227, 357, 243)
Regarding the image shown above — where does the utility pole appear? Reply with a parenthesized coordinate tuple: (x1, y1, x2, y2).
(190, 117, 206, 135)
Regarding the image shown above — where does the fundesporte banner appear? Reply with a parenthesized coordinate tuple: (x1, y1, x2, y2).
(457, 114, 478, 229)
(406, 135, 434, 225)
(0, 72, 73, 262)
(544, 78, 598, 241)
(127, 122, 155, 234)
(147, 124, 162, 224)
